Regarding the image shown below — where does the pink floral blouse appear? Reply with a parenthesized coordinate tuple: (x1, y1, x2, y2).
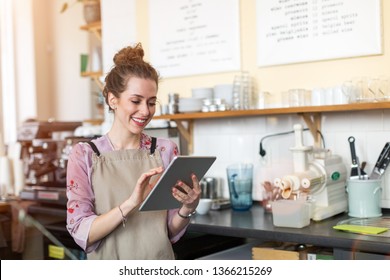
(66, 133, 185, 253)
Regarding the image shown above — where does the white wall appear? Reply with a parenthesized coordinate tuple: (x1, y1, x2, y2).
(14, 0, 37, 124)
(192, 110, 390, 207)
(33, 0, 54, 120)
(100, 0, 137, 133)
(51, 0, 92, 121)
(0, 0, 37, 143)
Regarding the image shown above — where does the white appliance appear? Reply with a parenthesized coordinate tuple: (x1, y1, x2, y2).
(271, 124, 348, 228)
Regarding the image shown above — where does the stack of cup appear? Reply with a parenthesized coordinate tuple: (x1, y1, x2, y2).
(232, 72, 253, 110)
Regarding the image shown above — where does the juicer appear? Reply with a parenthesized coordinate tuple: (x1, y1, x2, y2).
(272, 124, 348, 227)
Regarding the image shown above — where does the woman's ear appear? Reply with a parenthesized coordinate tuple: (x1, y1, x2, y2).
(108, 92, 117, 110)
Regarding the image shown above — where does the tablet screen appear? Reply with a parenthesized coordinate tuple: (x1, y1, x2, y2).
(139, 156, 216, 211)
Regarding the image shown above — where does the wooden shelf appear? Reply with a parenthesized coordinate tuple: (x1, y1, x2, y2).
(154, 102, 390, 154)
(80, 21, 101, 41)
(153, 102, 390, 121)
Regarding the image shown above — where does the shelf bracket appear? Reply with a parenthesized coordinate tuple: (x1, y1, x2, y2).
(91, 29, 102, 41)
(80, 22, 102, 41)
(92, 76, 104, 91)
(174, 120, 194, 154)
(81, 72, 104, 91)
(299, 112, 322, 148)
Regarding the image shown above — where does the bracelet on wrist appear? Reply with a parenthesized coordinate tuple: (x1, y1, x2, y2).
(178, 209, 196, 219)
(118, 205, 127, 228)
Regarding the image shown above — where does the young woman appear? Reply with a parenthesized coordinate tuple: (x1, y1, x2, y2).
(66, 43, 201, 259)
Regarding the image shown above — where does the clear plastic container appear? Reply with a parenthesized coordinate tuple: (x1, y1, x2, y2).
(271, 200, 311, 228)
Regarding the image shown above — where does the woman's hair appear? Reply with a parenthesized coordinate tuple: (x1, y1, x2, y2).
(102, 43, 159, 110)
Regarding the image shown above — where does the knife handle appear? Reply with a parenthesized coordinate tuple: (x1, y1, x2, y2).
(375, 142, 390, 168)
(380, 150, 390, 172)
(348, 136, 358, 164)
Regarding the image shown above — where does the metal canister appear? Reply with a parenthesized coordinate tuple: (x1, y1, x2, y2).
(168, 93, 179, 103)
(200, 177, 219, 199)
(168, 93, 179, 114)
(168, 103, 178, 114)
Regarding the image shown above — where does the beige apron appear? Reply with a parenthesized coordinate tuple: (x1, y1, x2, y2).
(87, 139, 175, 260)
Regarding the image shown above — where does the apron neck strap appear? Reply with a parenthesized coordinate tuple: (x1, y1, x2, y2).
(150, 137, 157, 155)
(87, 141, 100, 156)
(87, 136, 157, 156)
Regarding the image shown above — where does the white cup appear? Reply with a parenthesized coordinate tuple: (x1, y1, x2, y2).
(311, 88, 325, 106)
(325, 88, 334, 105)
(196, 198, 213, 215)
(257, 91, 271, 109)
(342, 81, 358, 103)
(332, 86, 349, 104)
(288, 89, 308, 107)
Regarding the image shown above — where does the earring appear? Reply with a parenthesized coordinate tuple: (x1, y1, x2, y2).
(111, 105, 117, 110)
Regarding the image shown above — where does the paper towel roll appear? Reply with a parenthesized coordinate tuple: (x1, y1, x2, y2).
(0, 133, 5, 156)
(13, 159, 25, 196)
(0, 156, 13, 197)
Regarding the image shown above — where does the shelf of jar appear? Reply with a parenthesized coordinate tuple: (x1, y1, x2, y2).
(153, 102, 390, 154)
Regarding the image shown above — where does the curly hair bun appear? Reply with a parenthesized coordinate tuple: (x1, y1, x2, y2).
(113, 43, 145, 66)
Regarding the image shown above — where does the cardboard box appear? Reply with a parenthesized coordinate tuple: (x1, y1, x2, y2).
(252, 242, 302, 260)
(252, 242, 334, 260)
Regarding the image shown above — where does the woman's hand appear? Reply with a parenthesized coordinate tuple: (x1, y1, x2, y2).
(172, 173, 201, 213)
(127, 166, 164, 208)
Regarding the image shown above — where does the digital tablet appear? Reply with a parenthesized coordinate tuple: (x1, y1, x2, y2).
(139, 156, 217, 211)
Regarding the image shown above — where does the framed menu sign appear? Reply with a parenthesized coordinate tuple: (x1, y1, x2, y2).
(256, 0, 382, 67)
(149, 0, 240, 78)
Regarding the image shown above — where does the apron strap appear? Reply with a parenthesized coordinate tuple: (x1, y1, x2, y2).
(150, 137, 157, 155)
(87, 141, 100, 156)
(87, 137, 156, 156)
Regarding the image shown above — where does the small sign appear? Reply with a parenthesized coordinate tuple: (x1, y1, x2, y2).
(48, 244, 65, 259)
(37, 191, 59, 201)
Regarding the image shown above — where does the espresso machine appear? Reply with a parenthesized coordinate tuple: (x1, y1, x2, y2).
(271, 124, 348, 228)
(17, 121, 86, 205)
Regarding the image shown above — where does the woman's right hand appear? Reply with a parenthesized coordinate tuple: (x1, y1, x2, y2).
(126, 166, 164, 209)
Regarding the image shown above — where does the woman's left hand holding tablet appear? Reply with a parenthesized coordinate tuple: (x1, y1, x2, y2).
(172, 173, 201, 213)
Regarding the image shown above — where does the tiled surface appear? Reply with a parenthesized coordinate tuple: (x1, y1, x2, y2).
(192, 109, 390, 203)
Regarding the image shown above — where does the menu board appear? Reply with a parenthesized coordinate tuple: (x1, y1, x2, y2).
(256, 0, 382, 66)
(149, 0, 240, 78)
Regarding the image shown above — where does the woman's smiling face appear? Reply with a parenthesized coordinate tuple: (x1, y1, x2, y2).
(110, 76, 158, 134)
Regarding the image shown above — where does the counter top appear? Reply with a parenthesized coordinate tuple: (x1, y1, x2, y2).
(189, 204, 390, 255)
(13, 200, 390, 256)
